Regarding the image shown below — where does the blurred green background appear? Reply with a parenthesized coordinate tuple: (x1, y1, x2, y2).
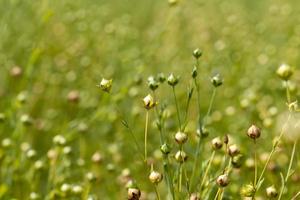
(0, 0, 299, 199)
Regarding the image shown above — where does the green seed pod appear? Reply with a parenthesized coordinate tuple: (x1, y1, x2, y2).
(20, 114, 33, 126)
(147, 76, 159, 91)
(211, 137, 223, 150)
(211, 74, 223, 87)
(72, 185, 83, 195)
(2, 138, 12, 148)
(61, 183, 71, 193)
(34, 160, 44, 170)
(167, 73, 179, 86)
(197, 127, 209, 138)
(247, 125, 261, 140)
(98, 78, 113, 93)
(266, 185, 278, 198)
(29, 192, 40, 200)
(193, 48, 202, 59)
(86, 172, 97, 182)
(157, 73, 166, 83)
(53, 135, 67, 146)
(149, 170, 163, 184)
(240, 184, 255, 197)
(168, 0, 178, 6)
(276, 63, 293, 80)
(192, 66, 198, 78)
(26, 149, 37, 160)
(175, 131, 188, 144)
(160, 143, 171, 155)
(216, 174, 229, 187)
(231, 154, 244, 168)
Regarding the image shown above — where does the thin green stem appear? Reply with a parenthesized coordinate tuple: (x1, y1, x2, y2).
(144, 111, 149, 162)
(285, 80, 291, 104)
(213, 188, 221, 200)
(154, 184, 161, 200)
(254, 140, 257, 188)
(204, 88, 217, 124)
(199, 151, 216, 192)
(278, 140, 297, 200)
(172, 86, 182, 130)
(292, 191, 300, 200)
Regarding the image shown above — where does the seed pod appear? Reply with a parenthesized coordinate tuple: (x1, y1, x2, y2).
(61, 183, 71, 193)
(127, 188, 141, 200)
(168, 0, 178, 6)
(98, 78, 113, 93)
(20, 114, 33, 126)
(216, 174, 229, 187)
(192, 66, 198, 78)
(10, 66, 23, 77)
(193, 48, 202, 59)
(26, 149, 37, 159)
(160, 143, 171, 155)
(175, 150, 188, 163)
(86, 172, 97, 182)
(211, 137, 223, 150)
(240, 184, 255, 197)
(231, 154, 244, 168)
(143, 94, 157, 110)
(157, 73, 166, 83)
(147, 76, 159, 91)
(91, 151, 103, 164)
(266, 185, 278, 198)
(67, 90, 80, 103)
(175, 131, 188, 144)
(223, 134, 229, 145)
(276, 63, 293, 80)
(34, 160, 44, 170)
(72, 185, 83, 195)
(29, 192, 40, 200)
(0, 113, 6, 122)
(247, 125, 261, 140)
(2, 138, 12, 148)
(196, 127, 209, 138)
(189, 193, 201, 200)
(167, 73, 179, 86)
(211, 74, 223, 87)
(228, 144, 240, 157)
(149, 171, 163, 184)
(53, 135, 67, 146)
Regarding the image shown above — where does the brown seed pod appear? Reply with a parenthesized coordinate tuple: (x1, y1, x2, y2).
(247, 125, 261, 140)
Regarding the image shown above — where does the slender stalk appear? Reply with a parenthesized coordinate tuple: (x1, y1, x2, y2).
(213, 188, 221, 200)
(292, 191, 300, 200)
(172, 86, 182, 130)
(154, 184, 161, 200)
(254, 140, 257, 188)
(285, 80, 291, 104)
(204, 88, 217, 124)
(278, 140, 297, 200)
(199, 151, 216, 191)
(144, 111, 149, 162)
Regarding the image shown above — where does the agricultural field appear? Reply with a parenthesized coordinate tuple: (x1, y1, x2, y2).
(0, 0, 300, 199)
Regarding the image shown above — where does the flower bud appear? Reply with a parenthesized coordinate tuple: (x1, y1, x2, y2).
(216, 174, 229, 187)
(231, 154, 243, 168)
(167, 73, 179, 86)
(211, 74, 223, 87)
(127, 187, 141, 200)
(211, 137, 223, 150)
(193, 48, 202, 59)
(240, 184, 255, 197)
(53, 135, 66, 146)
(247, 125, 261, 140)
(196, 127, 209, 138)
(157, 73, 166, 83)
(143, 94, 157, 110)
(98, 78, 112, 93)
(175, 131, 188, 144)
(148, 76, 159, 91)
(149, 171, 163, 184)
(175, 150, 188, 163)
(191, 66, 197, 78)
(228, 144, 240, 157)
(160, 143, 171, 155)
(266, 185, 278, 198)
(276, 63, 293, 80)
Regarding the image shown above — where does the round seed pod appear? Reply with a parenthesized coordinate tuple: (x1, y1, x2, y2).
(231, 154, 244, 168)
(266, 185, 278, 198)
(143, 94, 156, 110)
(247, 125, 261, 140)
(175, 131, 188, 144)
(167, 74, 179, 86)
(228, 144, 240, 157)
(211, 74, 223, 87)
(216, 174, 229, 187)
(276, 63, 293, 80)
(175, 150, 188, 163)
(211, 137, 223, 150)
(149, 171, 163, 184)
(193, 48, 202, 59)
(127, 188, 141, 200)
(10, 66, 23, 77)
(98, 78, 112, 93)
(240, 184, 255, 197)
(189, 193, 201, 200)
(160, 143, 171, 155)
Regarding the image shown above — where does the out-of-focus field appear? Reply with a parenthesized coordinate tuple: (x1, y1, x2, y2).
(0, 0, 299, 199)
